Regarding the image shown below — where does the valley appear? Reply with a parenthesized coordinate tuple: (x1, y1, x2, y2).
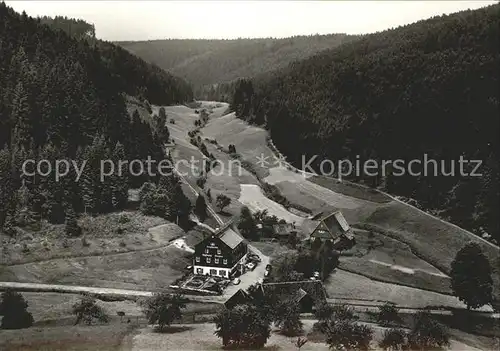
(2, 100, 497, 306)
(1, 2, 499, 350)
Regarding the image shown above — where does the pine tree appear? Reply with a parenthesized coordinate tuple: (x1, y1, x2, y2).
(0, 147, 14, 228)
(0, 290, 34, 329)
(65, 207, 82, 237)
(111, 142, 128, 209)
(195, 194, 207, 222)
(11, 81, 33, 150)
(238, 206, 258, 240)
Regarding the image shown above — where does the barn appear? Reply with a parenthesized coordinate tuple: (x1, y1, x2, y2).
(310, 210, 355, 243)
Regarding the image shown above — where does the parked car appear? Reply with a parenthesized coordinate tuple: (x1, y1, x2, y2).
(313, 271, 320, 278)
(249, 255, 261, 263)
(246, 262, 256, 271)
(264, 270, 270, 277)
(266, 264, 272, 271)
(232, 278, 241, 285)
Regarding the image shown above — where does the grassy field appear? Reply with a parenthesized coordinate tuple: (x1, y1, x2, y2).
(128, 319, 486, 351)
(339, 229, 451, 295)
(129, 320, 330, 351)
(362, 204, 500, 299)
(309, 176, 392, 204)
(324, 269, 471, 309)
(0, 324, 136, 351)
(2, 244, 193, 290)
(0, 291, 141, 351)
(0, 211, 209, 290)
(1, 212, 170, 266)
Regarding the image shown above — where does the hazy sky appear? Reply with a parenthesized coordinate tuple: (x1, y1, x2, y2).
(6, 1, 497, 41)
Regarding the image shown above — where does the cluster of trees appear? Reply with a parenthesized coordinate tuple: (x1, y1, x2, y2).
(117, 35, 356, 94)
(215, 287, 450, 350)
(271, 241, 340, 281)
(194, 82, 237, 102)
(39, 16, 96, 40)
(314, 303, 450, 350)
(238, 207, 290, 241)
(214, 284, 305, 348)
(0, 4, 192, 235)
(139, 172, 191, 226)
(40, 15, 193, 105)
(230, 5, 500, 242)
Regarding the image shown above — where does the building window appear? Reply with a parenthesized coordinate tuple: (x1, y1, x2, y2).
(223, 259, 227, 265)
(219, 270, 226, 276)
(217, 249, 221, 255)
(195, 257, 200, 262)
(215, 258, 219, 264)
(205, 249, 209, 254)
(196, 268, 203, 274)
(210, 269, 217, 276)
(206, 257, 211, 263)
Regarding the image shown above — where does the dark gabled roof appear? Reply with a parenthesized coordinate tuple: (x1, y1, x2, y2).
(310, 210, 353, 240)
(224, 289, 251, 309)
(261, 280, 327, 303)
(310, 211, 324, 221)
(195, 221, 245, 250)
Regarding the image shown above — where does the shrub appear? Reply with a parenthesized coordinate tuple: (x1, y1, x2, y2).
(379, 328, 408, 350)
(196, 176, 207, 189)
(408, 311, 449, 349)
(325, 320, 373, 350)
(118, 214, 130, 224)
(378, 302, 401, 326)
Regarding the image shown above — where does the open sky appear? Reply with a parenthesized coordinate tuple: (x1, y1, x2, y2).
(6, 1, 497, 41)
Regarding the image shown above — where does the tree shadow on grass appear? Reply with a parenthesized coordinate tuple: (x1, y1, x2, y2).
(153, 325, 195, 334)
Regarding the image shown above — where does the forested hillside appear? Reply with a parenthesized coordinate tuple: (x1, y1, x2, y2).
(39, 16, 193, 105)
(116, 35, 356, 97)
(0, 4, 191, 234)
(230, 5, 499, 241)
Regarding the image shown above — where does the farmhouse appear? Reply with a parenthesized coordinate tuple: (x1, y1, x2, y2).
(224, 281, 327, 312)
(310, 210, 354, 243)
(193, 221, 248, 277)
(261, 280, 327, 312)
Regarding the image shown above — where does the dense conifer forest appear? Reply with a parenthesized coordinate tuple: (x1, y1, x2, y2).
(0, 4, 192, 233)
(230, 5, 499, 241)
(117, 35, 357, 98)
